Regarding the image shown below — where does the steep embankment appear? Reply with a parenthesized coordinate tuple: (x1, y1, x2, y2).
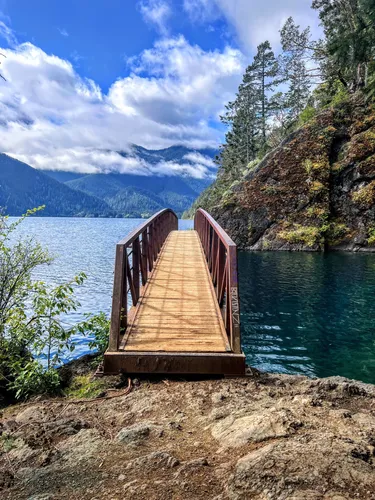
(189, 98, 375, 251)
(1, 368, 375, 499)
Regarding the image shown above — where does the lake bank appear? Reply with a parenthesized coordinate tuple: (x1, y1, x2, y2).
(1, 358, 375, 499)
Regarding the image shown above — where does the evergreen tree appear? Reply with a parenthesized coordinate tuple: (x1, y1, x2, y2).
(280, 17, 318, 121)
(219, 80, 259, 178)
(243, 41, 280, 147)
(312, 0, 375, 91)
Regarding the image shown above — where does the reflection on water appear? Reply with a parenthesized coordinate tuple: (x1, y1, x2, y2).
(239, 251, 375, 383)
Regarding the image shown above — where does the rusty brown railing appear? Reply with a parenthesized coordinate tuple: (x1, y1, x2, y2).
(108, 209, 178, 351)
(194, 208, 241, 354)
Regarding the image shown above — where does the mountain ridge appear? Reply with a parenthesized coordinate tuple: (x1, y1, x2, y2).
(0, 154, 115, 217)
(1, 145, 217, 218)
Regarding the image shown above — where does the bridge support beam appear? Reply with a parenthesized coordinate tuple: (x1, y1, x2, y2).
(104, 351, 246, 377)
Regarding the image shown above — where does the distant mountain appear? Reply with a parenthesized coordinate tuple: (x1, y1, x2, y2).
(42, 145, 217, 217)
(0, 154, 115, 217)
(123, 145, 217, 165)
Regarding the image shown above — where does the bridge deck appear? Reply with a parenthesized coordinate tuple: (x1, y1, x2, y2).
(103, 210, 246, 376)
(120, 230, 230, 353)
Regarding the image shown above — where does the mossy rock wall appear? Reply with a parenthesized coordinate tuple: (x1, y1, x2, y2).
(197, 98, 375, 252)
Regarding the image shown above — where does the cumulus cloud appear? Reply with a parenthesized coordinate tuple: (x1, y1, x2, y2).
(138, 0, 172, 35)
(0, 36, 244, 177)
(183, 0, 321, 51)
(111, 36, 245, 126)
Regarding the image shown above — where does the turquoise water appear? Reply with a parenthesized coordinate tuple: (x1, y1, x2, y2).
(239, 252, 375, 384)
(10, 218, 375, 383)
(11, 217, 193, 362)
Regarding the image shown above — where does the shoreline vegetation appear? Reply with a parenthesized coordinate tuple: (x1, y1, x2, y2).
(0, 207, 110, 405)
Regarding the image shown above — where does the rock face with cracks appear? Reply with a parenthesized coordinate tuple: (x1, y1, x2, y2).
(194, 97, 375, 252)
(1, 372, 375, 499)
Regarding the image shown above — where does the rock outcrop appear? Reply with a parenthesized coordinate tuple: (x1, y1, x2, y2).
(1, 372, 375, 499)
(196, 97, 375, 251)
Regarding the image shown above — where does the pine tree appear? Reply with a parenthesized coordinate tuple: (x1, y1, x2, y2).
(243, 41, 280, 148)
(280, 17, 320, 122)
(312, 0, 375, 91)
(219, 80, 259, 179)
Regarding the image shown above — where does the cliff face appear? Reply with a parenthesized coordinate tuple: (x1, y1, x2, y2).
(199, 98, 375, 251)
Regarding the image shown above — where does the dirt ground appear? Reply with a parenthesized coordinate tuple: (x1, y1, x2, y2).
(1, 367, 375, 500)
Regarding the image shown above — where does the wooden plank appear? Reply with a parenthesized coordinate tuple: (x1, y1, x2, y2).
(122, 230, 230, 353)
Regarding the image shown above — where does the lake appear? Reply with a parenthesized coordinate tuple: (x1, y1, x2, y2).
(239, 252, 375, 384)
(11, 217, 375, 383)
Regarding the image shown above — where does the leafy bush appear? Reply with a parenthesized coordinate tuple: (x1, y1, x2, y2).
(9, 362, 61, 400)
(367, 226, 375, 246)
(299, 106, 317, 126)
(77, 312, 110, 355)
(326, 223, 350, 245)
(0, 208, 110, 400)
(352, 181, 375, 207)
(278, 224, 323, 248)
(309, 181, 327, 195)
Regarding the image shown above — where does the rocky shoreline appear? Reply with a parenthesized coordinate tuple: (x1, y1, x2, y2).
(1, 360, 375, 500)
(188, 98, 375, 253)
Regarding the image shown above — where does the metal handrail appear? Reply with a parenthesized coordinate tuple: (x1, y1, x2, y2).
(108, 209, 178, 351)
(194, 208, 241, 353)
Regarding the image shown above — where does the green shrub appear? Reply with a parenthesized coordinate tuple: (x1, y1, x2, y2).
(327, 223, 350, 245)
(306, 206, 329, 220)
(367, 226, 375, 246)
(352, 181, 375, 207)
(309, 181, 327, 195)
(299, 106, 317, 126)
(0, 208, 110, 400)
(278, 225, 323, 248)
(303, 159, 313, 175)
(9, 362, 61, 399)
(78, 312, 110, 355)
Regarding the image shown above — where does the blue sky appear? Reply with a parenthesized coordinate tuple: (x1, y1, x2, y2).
(0, 0, 321, 175)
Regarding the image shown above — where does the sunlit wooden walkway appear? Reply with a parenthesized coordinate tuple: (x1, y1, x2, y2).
(121, 231, 229, 353)
(103, 209, 246, 376)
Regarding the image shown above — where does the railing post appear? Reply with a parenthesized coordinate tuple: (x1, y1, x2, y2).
(227, 245, 241, 354)
(148, 225, 154, 271)
(108, 243, 127, 351)
(132, 238, 140, 303)
(141, 230, 148, 285)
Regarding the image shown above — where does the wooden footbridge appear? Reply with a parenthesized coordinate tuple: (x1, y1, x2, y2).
(103, 209, 246, 376)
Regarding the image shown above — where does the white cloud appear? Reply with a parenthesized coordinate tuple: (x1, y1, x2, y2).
(183, 0, 322, 51)
(0, 20, 17, 47)
(183, 152, 216, 169)
(138, 0, 172, 35)
(111, 36, 245, 126)
(57, 27, 69, 37)
(182, 0, 220, 24)
(0, 37, 244, 177)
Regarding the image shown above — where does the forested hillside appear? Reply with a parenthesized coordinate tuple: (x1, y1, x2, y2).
(1, 145, 214, 218)
(185, 0, 375, 252)
(0, 154, 114, 217)
(43, 145, 215, 218)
